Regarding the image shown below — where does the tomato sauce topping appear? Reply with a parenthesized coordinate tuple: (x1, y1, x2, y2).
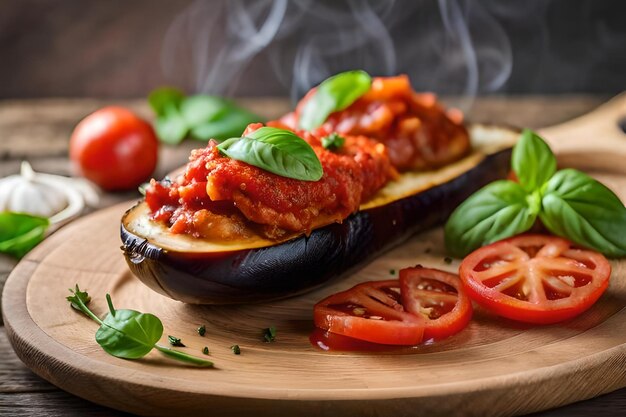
(145, 124, 394, 239)
(283, 75, 470, 171)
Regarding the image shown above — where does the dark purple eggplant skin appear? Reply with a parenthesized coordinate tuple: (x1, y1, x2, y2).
(121, 148, 512, 304)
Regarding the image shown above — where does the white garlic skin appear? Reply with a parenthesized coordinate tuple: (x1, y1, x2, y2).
(0, 174, 68, 217)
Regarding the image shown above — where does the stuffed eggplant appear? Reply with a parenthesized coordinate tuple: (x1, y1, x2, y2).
(121, 73, 518, 304)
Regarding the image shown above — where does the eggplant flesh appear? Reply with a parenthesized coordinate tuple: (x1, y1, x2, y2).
(121, 124, 518, 304)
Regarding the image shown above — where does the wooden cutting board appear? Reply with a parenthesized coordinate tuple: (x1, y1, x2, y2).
(3, 93, 626, 417)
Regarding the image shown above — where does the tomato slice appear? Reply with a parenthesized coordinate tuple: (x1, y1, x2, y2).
(314, 280, 425, 345)
(313, 268, 473, 346)
(459, 234, 611, 324)
(400, 266, 473, 340)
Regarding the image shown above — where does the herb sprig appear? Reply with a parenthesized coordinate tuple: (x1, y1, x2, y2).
(67, 285, 213, 367)
(445, 129, 626, 257)
(148, 88, 261, 145)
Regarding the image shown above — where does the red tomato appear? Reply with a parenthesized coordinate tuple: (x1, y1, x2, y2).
(459, 234, 611, 324)
(70, 106, 158, 191)
(314, 280, 425, 345)
(400, 266, 473, 340)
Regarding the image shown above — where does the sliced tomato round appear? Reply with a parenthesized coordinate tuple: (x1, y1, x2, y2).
(400, 266, 473, 341)
(313, 280, 425, 345)
(313, 268, 473, 346)
(459, 234, 611, 324)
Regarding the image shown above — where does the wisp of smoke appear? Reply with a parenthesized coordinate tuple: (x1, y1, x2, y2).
(161, 0, 513, 110)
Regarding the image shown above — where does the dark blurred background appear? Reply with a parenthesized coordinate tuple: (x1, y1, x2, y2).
(1, 0, 625, 100)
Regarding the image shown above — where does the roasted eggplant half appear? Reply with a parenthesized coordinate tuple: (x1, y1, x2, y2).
(121, 124, 518, 304)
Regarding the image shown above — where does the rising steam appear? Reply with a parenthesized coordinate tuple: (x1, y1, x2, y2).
(161, 0, 513, 110)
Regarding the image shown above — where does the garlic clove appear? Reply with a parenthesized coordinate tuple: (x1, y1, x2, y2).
(0, 161, 99, 226)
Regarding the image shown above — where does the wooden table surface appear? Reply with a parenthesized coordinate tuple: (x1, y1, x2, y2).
(1, 96, 625, 416)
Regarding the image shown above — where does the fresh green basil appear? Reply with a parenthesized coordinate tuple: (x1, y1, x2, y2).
(540, 169, 626, 257)
(0, 212, 49, 258)
(154, 102, 188, 145)
(67, 287, 213, 367)
(445, 129, 626, 258)
(444, 181, 539, 258)
(96, 298, 163, 359)
(298, 70, 372, 131)
(148, 88, 262, 145)
(148, 87, 185, 117)
(180, 95, 230, 127)
(190, 109, 259, 142)
(321, 133, 345, 151)
(512, 129, 557, 192)
(218, 127, 323, 181)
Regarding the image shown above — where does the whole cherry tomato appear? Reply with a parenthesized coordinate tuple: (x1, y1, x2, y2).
(70, 106, 158, 191)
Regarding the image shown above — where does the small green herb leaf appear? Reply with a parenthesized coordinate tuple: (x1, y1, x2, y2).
(96, 308, 164, 359)
(190, 109, 259, 142)
(444, 180, 538, 257)
(0, 212, 49, 258)
(168, 335, 185, 347)
(197, 325, 206, 337)
(148, 87, 185, 117)
(202, 346, 209, 355)
(154, 103, 188, 145)
(262, 326, 276, 343)
(218, 127, 323, 181)
(67, 284, 91, 311)
(512, 129, 557, 192)
(321, 133, 345, 151)
(540, 169, 626, 257)
(230, 345, 241, 354)
(298, 70, 372, 130)
(180, 95, 230, 127)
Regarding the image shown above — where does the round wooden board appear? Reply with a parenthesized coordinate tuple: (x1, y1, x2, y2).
(2, 198, 626, 417)
(4, 94, 626, 416)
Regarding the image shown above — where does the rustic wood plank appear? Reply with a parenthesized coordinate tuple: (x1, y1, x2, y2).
(0, 328, 57, 394)
(0, 392, 130, 416)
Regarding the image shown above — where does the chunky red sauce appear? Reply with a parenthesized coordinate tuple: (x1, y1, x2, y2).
(283, 75, 470, 171)
(145, 124, 393, 239)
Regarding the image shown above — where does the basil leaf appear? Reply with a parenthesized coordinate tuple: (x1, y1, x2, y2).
(540, 169, 626, 257)
(444, 181, 539, 257)
(0, 212, 49, 258)
(96, 308, 163, 359)
(180, 95, 230, 127)
(191, 109, 260, 142)
(218, 126, 323, 181)
(512, 129, 557, 192)
(298, 70, 372, 131)
(148, 87, 185, 117)
(154, 103, 188, 145)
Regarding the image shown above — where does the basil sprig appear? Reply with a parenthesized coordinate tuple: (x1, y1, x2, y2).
(445, 129, 626, 257)
(148, 87, 261, 145)
(298, 70, 372, 131)
(0, 212, 49, 258)
(67, 286, 213, 367)
(218, 127, 323, 181)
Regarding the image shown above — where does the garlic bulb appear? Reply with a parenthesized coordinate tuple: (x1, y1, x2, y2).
(0, 161, 99, 224)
